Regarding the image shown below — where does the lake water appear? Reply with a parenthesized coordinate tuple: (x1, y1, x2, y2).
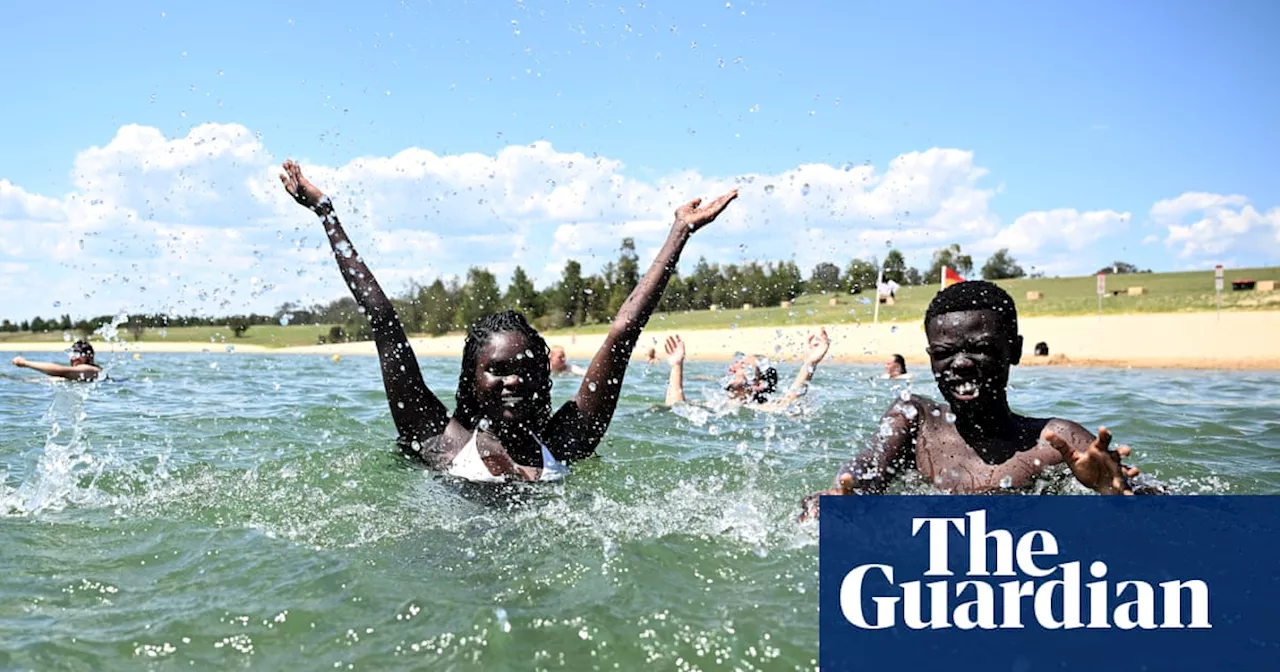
(2, 350, 1277, 669)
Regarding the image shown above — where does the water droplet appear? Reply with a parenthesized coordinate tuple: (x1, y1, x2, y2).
(588, 382, 598, 392)
(209, 362, 218, 370)
(899, 390, 911, 401)
(495, 608, 511, 633)
(931, 408, 941, 417)
(763, 184, 775, 195)
(945, 412, 957, 424)
(53, 301, 61, 308)
(999, 475, 1014, 489)
(902, 405, 919, 420)
(801, 183, 810, 196)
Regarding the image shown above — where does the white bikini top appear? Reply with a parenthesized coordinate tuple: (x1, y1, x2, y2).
(446, 431, 569, 483)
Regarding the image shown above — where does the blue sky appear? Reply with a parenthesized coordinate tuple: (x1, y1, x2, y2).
(1, 0, 1277, 320)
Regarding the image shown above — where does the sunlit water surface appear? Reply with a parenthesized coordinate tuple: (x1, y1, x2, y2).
(2, 351, 1277, 670)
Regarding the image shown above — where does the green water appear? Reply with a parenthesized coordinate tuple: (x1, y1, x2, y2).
(2, 351, 1278, 670)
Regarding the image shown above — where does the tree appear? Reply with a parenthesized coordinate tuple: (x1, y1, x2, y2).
(981, 248, 1026, 280)
(607, 237, 640, 315)
(924, 244, 974, 284)
(19, 320, 30, 332)
(809, 262, 842, 293)
(844, 258, 878, 294)
(687, 257, 720, 310)
(550, 260, 586, 326)
(227, 316, 252, 338)
(904, 267, 923, 286)
(128, 321, 146, 341)
(455, 267, 502, 329)
(503, 266, 541, 317)
(418, 279, 459, 335)
(1097, 261, 1150, 275)
(773, 261, 806, 302)
(882, 249, 908, 285)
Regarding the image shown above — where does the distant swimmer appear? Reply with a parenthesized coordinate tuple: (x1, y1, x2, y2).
(663, 328, 831, 409)
(10, 340, 102, 382)
(880, 354, 913, 380)
(800, 281, 1163, 519)
(279, 159, 737, 484)
(1034, 341, 1050, 357)
(548, 345, 588, 377)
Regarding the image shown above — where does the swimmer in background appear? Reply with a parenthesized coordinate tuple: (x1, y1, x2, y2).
(548, 345, 588, 377)
(10, 340, 102, 382)
(279, 159, 737, 484)
(663, 328, 831, 408)
(880, 354, 913, 380)
(800, 281, 1163, 520)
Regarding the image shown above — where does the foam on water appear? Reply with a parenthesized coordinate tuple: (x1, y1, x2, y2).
(0, 355, 1275, 668)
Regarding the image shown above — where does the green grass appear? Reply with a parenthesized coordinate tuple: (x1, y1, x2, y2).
(0, 324, 344, 348)
(2, 267, 1276, 344)
(550, 266, 1280, 335)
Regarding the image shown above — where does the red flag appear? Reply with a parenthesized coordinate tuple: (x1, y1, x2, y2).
(941, 265, 965, 289)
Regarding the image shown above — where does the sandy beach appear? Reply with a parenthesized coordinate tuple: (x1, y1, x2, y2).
(5, 311, 1277, 370)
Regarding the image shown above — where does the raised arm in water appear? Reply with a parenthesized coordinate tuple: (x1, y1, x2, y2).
(279, 160, 448, 449)
(545, 191, 739, 460)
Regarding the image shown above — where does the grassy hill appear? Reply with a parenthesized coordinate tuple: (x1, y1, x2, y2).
(557, 265, 1280, 334)
(2, 267, 1276, 345)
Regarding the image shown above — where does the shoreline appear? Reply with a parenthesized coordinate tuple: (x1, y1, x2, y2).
(2, 312, 1278, 371)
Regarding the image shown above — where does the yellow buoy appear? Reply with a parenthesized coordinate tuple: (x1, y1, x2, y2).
(332, 354, 342, 363)
(133, 353, 142, 360)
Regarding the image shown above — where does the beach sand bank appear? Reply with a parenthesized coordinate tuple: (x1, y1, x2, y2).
(3, 312, 1277, 370)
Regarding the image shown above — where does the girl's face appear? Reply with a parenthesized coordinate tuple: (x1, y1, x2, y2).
(472, 331, 551, 427)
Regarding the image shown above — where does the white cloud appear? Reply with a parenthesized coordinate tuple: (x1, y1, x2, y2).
(1151, 192, 1280, 259)
(0, 122, 1270, 321)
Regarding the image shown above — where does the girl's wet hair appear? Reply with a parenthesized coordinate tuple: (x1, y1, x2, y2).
(924, 280, 1018, 336)
(71, 340, 95, 365)
(455, 310, 552, 428)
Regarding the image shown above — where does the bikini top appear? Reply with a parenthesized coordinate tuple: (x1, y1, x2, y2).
(445, 430, 569, 483)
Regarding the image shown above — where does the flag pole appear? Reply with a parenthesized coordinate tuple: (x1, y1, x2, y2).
(873, 261, 885, 325)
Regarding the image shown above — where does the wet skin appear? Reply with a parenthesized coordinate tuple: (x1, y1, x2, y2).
(800, 308, 1148, 518)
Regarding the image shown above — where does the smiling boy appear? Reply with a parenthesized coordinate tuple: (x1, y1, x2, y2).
(801, 281, 1161, 518)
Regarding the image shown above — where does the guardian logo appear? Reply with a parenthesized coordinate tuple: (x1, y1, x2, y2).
(840, 510, 1210, 631)
(818, 496, 1280, 672)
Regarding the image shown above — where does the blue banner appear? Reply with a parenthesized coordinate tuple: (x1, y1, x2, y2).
(819, 496, 1280, 671)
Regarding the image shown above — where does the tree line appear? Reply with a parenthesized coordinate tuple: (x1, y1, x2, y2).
(3, 243, 1087, 340)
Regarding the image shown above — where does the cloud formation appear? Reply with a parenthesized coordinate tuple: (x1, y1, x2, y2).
(0, 122, 1272, 321)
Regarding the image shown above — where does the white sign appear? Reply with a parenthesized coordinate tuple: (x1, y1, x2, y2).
(1215, 265, 1224, 292)
(1096, 273, 1106, 296)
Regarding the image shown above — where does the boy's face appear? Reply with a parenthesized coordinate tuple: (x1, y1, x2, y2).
(924, 309, 1022, 411)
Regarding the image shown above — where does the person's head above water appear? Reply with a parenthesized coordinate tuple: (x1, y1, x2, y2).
(456, 310, 553, 433)
(548, 345, 569, 373)
(724, 354, 778, 403)
(70, 340, 96, 367)
(923, 281, 1021, 413)
(885, 354, 907, 377)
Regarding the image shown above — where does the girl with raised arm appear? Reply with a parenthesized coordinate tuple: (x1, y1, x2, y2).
(279, 160, 737, 483)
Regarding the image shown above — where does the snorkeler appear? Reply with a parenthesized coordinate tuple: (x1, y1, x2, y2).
(279, 160, 737, 483)
(880, 354, 912, 380)
(663, 328, 830, 408)
(10, 340, 102, 382)
(548, 345, 588, 377)
(800, 281, 1162, 519)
